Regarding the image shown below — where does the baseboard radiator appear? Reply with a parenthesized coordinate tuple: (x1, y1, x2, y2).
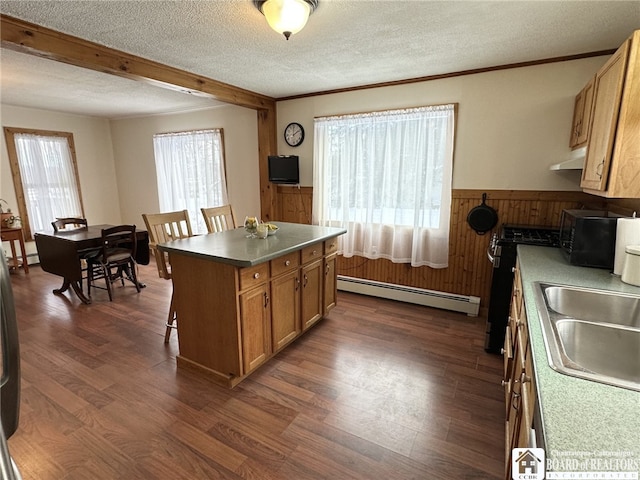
(337, 275, 480, 317)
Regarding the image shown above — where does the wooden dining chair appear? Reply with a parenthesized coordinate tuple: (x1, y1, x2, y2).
(52, 217, 96, 292)
(142, 210, 194, 342)
(201, 205, 236, 233)
(87, 225, 140, 301)
(52, 217, 88, 232)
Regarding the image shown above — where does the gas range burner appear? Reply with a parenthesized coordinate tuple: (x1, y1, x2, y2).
(499, 224, 560, 247)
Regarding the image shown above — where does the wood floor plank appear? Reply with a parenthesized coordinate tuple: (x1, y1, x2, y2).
(6, 262, 503, 479)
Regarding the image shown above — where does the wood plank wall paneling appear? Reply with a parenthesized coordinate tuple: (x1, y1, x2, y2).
(274, 187, 640, 315)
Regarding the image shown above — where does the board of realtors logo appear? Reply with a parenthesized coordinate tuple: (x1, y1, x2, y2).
(512, 448, 545, 480)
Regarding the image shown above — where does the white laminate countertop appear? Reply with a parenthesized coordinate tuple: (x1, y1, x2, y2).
(517, 245, 640, 474)
(157, 222, 347, 267)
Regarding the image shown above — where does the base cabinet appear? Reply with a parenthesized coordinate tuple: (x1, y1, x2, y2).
(239, 284, 271, 374)
(323, 253, 338, 313)
(301, 259, 323, 331)
(503, 259, 537, 480)
(271, 269, 301, 351)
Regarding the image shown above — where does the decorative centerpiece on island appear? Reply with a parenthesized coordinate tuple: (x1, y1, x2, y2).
(244, 216, 259, 238)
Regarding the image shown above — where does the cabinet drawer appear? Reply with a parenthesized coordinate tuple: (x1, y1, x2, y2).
(301, 243, 323, 264)
(270, 251, 300, 277)
(239, 263, 269, 291)
(324, 238, 338, 256)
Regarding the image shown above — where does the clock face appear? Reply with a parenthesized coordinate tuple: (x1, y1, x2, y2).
(284, 122, 304, 147)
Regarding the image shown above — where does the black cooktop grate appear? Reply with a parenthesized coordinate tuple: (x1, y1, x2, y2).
(499, 224, 560, 246)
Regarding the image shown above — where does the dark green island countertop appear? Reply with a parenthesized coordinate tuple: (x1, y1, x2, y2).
(157, 222, 347, 267)
(517, 245, 640, 472)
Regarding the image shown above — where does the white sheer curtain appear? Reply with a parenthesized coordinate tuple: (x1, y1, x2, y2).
(313, 104, 455, 268)
(14, 133, 83, 234)
(153, 129, 228, 234)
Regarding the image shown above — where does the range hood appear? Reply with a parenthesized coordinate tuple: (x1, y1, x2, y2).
(549, 146, 586, 171)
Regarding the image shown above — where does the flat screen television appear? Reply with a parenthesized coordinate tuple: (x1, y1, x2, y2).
(268, 155, 300, 184)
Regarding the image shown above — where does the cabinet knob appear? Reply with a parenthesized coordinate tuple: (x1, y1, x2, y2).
(312, 250, 318, 256)
(501, 379, 507, 387)
(596, 158, 605, 179)
(285, 260, 291, 266)
(500, 348, 505, 355)
(511, 267, 516, 273)
(521, 373, 532, 384)
(253, 272, 260, 279)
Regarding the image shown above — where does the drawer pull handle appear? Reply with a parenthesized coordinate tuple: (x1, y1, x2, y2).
(264, 292, 269, 307)
(253, 272, 260, 279)
(285, 260, 291, 266)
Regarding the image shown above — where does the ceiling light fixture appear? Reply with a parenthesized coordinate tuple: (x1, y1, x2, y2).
(254, 0, 318, 40)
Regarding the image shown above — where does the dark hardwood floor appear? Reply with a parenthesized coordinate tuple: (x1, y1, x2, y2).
(6, 261, 504, 479)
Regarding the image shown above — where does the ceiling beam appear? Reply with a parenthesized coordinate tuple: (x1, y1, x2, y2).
(1, 14, 279, 222)
(0, 14, 276, 111)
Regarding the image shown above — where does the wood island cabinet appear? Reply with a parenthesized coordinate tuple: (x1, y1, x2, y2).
(503, 259, 537, 480)
(581, 30, 640, 197)
(160, 223, 346, 388)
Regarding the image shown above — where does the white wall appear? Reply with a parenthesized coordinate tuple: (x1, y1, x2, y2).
(109, 104, 261, 227)
(275, 56, 609, 191)
(0, 104, 122, 251)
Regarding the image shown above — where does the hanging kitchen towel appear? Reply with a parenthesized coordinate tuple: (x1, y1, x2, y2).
(614, 217, 640, 275)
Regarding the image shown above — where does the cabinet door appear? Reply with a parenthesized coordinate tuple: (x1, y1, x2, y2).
(239, 284, 270, 375)
(581, 40, 630, 190)
(323, 254, 337, 314)
(271, 270, 300, 351)
(301, 259, 323, 331)
(570, 76, 595, 148)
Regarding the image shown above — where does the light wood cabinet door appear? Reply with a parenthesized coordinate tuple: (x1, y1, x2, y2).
(323, 254, 337, 314)
(581, 39, 630, 191)
(271, 270, 300, 351)
(301, 259, 323, 331)
(239, 283, 270, 375)
(569, 76, 595, 149)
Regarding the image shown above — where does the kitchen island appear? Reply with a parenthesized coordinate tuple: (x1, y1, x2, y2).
(516, 245, 640, 475)
(158, 222, 346, 388)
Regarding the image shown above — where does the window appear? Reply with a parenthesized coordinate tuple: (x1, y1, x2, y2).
(3, 127, 84, 239)
(152, 129, 228, 235)
(312, 104, 456, 268)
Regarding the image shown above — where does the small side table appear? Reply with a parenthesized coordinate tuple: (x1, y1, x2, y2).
(1, 227, 29, 274)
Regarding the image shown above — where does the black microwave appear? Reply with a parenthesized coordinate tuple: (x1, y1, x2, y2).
(559, 209, 621, 269)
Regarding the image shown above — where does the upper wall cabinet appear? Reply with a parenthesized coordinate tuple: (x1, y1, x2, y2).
(581, 30, 640, 198)
(569, 76, 595, 149)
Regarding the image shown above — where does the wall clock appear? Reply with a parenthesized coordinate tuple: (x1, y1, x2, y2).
(284, 122, 305, 147)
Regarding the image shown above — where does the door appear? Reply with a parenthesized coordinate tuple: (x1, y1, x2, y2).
(239, 284, 270, 374)
(581, 40, 630, 191)
(271, 270, 300, 351)
(301, 259, 323, 331)
(323, 254, 337, 314)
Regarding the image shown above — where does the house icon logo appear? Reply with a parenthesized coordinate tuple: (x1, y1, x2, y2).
(512, 448, 545, 480)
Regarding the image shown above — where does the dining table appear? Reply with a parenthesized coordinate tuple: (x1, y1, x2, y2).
(34, 224, 149, 304)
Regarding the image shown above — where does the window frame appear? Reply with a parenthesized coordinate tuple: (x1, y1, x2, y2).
(152, 127, 229, 235)
(3, 127, 85, 240)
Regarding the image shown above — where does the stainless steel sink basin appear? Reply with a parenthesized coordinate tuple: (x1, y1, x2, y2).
(534, 283, 640, 392)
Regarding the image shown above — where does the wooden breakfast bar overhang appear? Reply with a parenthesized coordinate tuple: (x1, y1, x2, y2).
(158, 222, 347, 388)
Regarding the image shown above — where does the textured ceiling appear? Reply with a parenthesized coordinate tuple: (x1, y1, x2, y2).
(1, 0, 639, 119)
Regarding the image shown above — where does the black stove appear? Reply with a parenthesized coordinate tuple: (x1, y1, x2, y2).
(484, 224, 560, 353)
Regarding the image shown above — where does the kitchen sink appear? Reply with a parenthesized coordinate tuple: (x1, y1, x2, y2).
(534, 283, 640, 392)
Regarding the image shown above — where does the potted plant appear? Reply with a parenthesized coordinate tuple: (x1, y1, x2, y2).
(0, 199, 20, 228)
